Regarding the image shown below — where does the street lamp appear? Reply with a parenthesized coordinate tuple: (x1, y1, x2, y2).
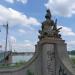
(3, 23, 9, 64)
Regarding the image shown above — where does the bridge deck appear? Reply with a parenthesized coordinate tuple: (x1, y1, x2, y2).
(11, 52, 34, 56)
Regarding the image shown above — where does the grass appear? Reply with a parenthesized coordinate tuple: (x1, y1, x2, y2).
(0, 61, 26, 68)
(69, 55, 75, 64)
(71, 58, 75, 64)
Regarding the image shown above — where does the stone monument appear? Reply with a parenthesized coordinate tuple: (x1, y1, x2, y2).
(0, 9, 74, 75)
(37, 9, 75, 75)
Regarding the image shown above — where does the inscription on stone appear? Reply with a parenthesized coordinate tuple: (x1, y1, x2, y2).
(42, 44, 56, 75)
(46, 44, 55, 75)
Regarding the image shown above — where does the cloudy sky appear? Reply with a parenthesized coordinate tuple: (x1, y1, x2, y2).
(0, 0, 75, 52)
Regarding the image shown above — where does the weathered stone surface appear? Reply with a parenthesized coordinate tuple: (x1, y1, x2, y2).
(0, 9, 75, 75)
(39, 9, 62, 40)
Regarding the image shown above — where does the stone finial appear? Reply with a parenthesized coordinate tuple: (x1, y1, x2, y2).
(45, 9, 51, 20)
(38, 10, 62, 40)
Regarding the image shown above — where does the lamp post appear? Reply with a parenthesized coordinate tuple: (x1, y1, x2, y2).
(3, 23, 9, 64)
(5, 23, 8, 52)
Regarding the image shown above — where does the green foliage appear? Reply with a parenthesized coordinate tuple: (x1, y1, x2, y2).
(68, 50, 75, 55)
(27, 70, 34, 75)
(69, 55, 75, 64)
(0, 61, 26, 68)
(71, 58, 75, 64)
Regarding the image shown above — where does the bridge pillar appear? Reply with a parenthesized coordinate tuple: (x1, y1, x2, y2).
(37, 37, 75, 75)
(36, 38, 63, 75)
(36, 9, 75, 75)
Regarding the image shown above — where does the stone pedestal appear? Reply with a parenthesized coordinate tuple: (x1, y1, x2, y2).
(42, 44, 55, 75)
(36, 38, 75, 75)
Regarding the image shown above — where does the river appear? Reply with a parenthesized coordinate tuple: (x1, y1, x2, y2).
(12, 55, 33, 63)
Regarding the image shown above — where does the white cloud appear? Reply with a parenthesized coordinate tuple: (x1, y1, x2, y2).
(0, 5, 40, 26)
(58, 25, 75, 36)
(45, 0, 75, 17)
(57, 25, 75, 50)
(5, 0, 28, 4)
(18, 29, 26, 33)
(9, 36, 16, 44)
(7, 39, 35, 52)
(12, 41, 35, 52)
(24, 40, 31, 43)
(17, 0, 28, 4)
(5, 0, 14, 3)
(66, 40, 75, 51)
(67, 40, 75, 46)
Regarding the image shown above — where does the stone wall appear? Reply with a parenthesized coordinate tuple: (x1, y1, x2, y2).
(0, 38, 75, 75)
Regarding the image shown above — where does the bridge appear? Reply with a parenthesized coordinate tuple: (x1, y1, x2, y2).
(11, 52, 34, 56)
(0, 51, 34, 64)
